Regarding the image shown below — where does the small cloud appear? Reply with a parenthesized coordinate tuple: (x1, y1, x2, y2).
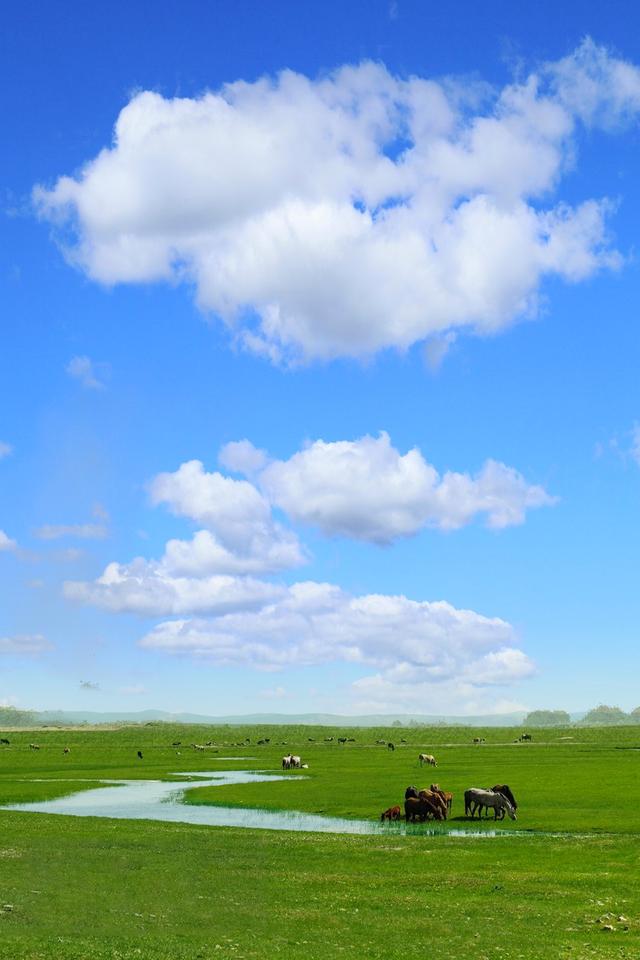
(424, 333, 456, 373)
(0, 529, 17, 551)
(66, 355, 109, 390)
(218, 440, 269, 475)
(260, 685, 288, 700)
(0, 634, 53, 656)
(388, 1, 399, 19)
(79, 680, 100, 691)
(34, 523, 108, 541)
(119, 684, 147, 696)
(92, 503, 110, 522)
(26, 579, 45, 589)
(0, 441, 12, 460)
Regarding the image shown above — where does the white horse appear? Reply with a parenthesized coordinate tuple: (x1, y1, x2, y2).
(419, 753, 437, 767)
(464, 788, 516, 821)
(281, 754, 292, 770)
(290, 755, 302, 768)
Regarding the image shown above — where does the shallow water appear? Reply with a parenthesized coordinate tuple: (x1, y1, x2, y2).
(2, 769, 507, 837)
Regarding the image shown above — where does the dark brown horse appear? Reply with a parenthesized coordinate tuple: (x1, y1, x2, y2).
(404, 796, 443, 822)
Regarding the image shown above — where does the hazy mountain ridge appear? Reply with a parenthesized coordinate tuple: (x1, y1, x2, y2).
(33, 708, 568, 727)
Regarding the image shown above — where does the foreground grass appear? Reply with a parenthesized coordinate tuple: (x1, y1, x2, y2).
(1, 811, 639, 960)
(1, 722, 640, 958)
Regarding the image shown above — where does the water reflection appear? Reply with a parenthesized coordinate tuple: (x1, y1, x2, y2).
(2, 770, 505, 837)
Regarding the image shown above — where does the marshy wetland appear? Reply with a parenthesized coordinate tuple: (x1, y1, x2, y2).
(1, 722, 639, 959)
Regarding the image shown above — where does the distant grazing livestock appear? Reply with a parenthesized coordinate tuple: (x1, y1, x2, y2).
(400, 738, 407, 743)
(419, 753, 437, 767)
(347, 737, 356, 742)
(63, 747, 71, 755)
(405, 796, 443, 822)
(172, 741, 181, 747)
(430, 783, 453, 813)
(257, 739, 267, 745)
(387, 742, 395, 751)
(301, 763, 309, 769)
(29, 743, 40, 750)
(381, 805, 401, 821)
(472, 737, 486, 744)
(324, 737, 333, 742)
(337, 737, 347, 744)
(137, 750, 143, 760)
(308, 738, 315, 742)
(376, 739, 387, 745)
(519, 733, 532, 742)
(405, 785, 419, 800)
(465, 788, 517, 821)
(290, 755, 302, 768)
(282, 754, 292, 770)
(418, 789, 447, 819)
(0, 738, 9, 745)
(490, 784, 517, 812)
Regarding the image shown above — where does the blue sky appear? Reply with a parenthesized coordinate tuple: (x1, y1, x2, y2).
(1, 0, 639, 716)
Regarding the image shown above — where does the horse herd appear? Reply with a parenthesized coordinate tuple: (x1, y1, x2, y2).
(381, 783, 518, 823)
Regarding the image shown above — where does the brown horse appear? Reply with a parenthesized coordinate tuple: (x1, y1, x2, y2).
(430, 783, 453, 813)
(404, 796, 443, 822)
(380, 805, 402, 821)
(418, 789, 447, 819)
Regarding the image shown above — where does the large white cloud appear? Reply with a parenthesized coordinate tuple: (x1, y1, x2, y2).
(34, 40, 633, 363)
(64, 560, 283, 617)
(139, 582, 533, 698)
(235, 433, 556, 542)
(140, 581, 523, 666)
(149, 459, 305, 573)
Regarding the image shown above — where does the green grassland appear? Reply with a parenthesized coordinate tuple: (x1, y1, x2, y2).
(1, 722, 639, 959)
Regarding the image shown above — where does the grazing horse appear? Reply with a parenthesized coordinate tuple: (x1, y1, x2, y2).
(472, 737, 486, 744)
(519, 733, 532, 742)
(290, 755, 302, 768)
(430, 783, 453, 813)
(465, 789, 516, 821)
(29, 743, 40, 750)
(387, 742, 395, 751)
(63, 747, 71, 754)
(492, 784, 517, 811)
(380, 805, 402, 821)
(404, 796, 443, 822)
(137, 750, 143, 760)
(418, 789, 447, 819)
(0, 738, 9, 745)
(405, 785, 419, 800)
(419, 753, 437, 767)
(282, 754, 292, 770)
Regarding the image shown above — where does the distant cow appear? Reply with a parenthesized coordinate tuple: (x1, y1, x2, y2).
(0, 738, 9, 745)
(29, 743, 40, 750)
(419, 753, 437, 767)
(63, 747, 71, 755)
(337, 737, 347, 744)
(137, 750, 143, 760)
(172, 741, 181, 747)
(472, 737, 486, 744)
(387, 742, 395, 751)
(381, 805, 402, 821)
(519, 733, 532, 742)
(376, 739, 387, 745)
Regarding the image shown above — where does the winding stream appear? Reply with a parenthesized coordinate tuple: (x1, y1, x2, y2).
(2, 769, 507, 837)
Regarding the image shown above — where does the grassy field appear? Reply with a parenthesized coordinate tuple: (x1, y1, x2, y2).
(0, 722, 639, 959)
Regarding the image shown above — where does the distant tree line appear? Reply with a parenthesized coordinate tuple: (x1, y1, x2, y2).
(523, 705, 640, 726)
(0, 705, 36, 727)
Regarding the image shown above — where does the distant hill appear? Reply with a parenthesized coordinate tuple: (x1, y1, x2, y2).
(34, 708, 533, 727)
